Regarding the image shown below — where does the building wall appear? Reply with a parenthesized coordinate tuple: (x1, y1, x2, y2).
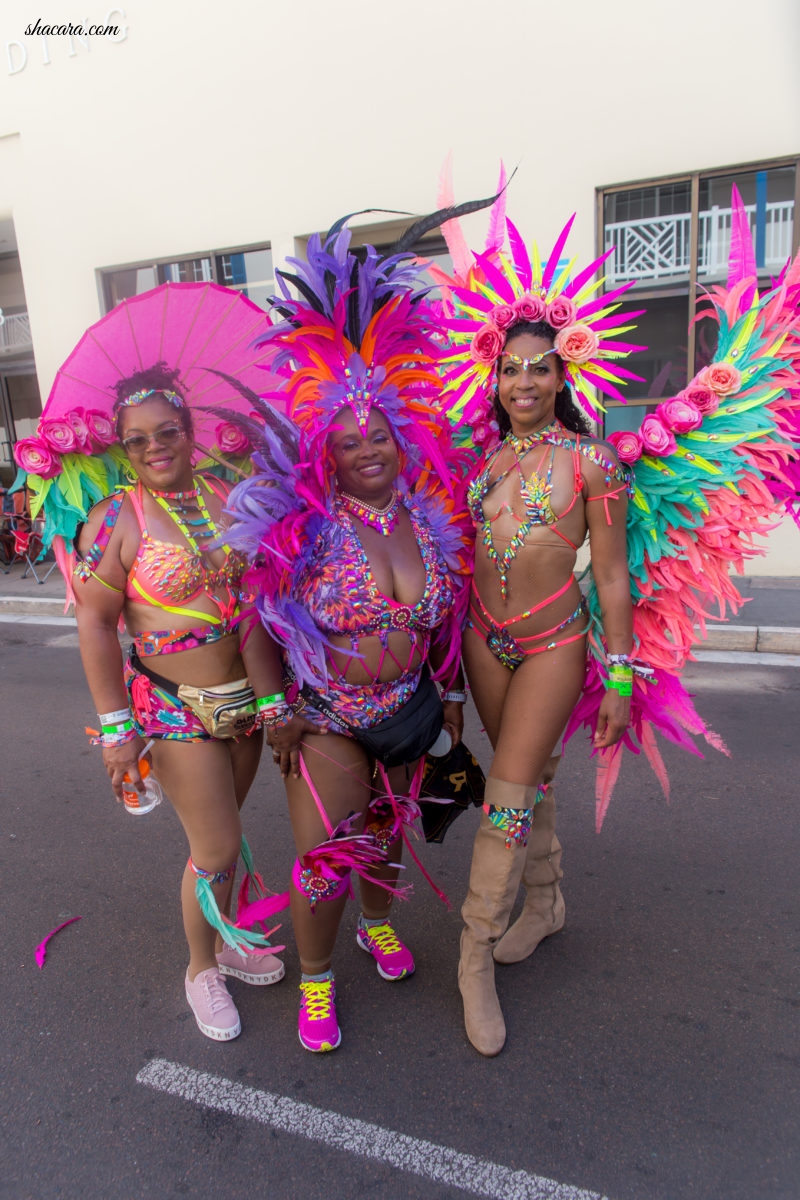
(1, 0, 799, 568)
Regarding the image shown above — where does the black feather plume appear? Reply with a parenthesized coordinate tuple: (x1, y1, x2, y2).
(392, 171, 517, 254)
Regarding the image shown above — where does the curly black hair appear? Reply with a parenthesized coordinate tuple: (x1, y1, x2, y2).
(492, 319, 593, 438)
(113, 362, 193, 437)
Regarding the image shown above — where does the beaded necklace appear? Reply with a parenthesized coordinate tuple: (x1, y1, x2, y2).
(150, 481, 227, 555)
(337, 489, 401, 536)
(469, 423, 631, 599)
(475, 423, 560, 599)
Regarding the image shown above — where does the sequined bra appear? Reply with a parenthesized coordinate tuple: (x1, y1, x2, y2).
(75, 477, 246, 627)
(294, 496, 455, 640)
(467, 427, 630, 599)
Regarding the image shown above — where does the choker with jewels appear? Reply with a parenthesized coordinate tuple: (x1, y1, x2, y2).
(506, 419, 563, 453)
(149, 486, 200, 501)
(337, 488, 401, 536)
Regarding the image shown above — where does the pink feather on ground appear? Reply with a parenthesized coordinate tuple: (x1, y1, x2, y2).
(35, 916, 82, 968)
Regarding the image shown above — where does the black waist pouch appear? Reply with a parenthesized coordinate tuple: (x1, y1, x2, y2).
(301, 666, 444, 768)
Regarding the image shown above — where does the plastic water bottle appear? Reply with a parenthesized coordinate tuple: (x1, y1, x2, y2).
(121, 741, 164, 815)
(427, 727, 453, 758)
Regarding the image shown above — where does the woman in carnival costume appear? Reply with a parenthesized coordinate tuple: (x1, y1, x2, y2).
(224, 212, 476, 1053)
(434, 180, 800, 1057)
(15, 345, 287, 1043)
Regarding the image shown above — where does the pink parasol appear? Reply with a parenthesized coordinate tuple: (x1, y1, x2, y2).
(42, 281, 276, 456)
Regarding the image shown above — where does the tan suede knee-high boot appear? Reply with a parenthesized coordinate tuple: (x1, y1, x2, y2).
(493, 782, 564, 964)
(458, 779, 531, 1057)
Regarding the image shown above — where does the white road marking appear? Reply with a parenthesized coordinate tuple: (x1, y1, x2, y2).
(137, 1058, 610, 1200)
(0, 613, 76, 626)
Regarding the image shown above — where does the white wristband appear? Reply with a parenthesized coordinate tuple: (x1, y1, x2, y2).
(98, 707, 132, 724)
(441, 690, 467, 704)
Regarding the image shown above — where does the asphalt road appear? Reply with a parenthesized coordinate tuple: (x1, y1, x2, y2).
(1, 621, 798, 1200)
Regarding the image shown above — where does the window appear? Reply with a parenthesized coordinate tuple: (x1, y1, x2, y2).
(100, 244, 274, 313)
(295, 217, 454, 292)
(598, 157, 798, 434)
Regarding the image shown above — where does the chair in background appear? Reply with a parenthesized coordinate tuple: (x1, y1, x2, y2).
(1, 489, 58, 583)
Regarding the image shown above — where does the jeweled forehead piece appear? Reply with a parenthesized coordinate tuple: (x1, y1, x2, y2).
(501, 349, 557, 371)
(117, 388, 184, 409)
(343, 364, 374, 434)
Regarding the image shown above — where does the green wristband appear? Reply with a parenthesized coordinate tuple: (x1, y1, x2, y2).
(101, 719, 135, 735)
(257, 692, 285, 710)
(605, 678, 632, 696)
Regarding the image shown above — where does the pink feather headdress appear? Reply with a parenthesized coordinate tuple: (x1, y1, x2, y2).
(430, 164, 646, 443)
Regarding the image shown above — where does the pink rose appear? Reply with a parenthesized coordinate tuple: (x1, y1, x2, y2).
(489, 303, 517, 332)
(473, 422, 489, 446)
(697, 362, 742, 397)
(84, 408, 117, 449)
(639, 415, 677, 457)
(216, 420, 250, 455)
(470, 323, 505, 365)
(513, 293, 547, 323)
(554, 323, 599, 364)
(68, 409, 93, 453)
(656, 397, 703, 434)
(546, 296, 578, 330)
(679, 384, 719, 416)
(13, 436, 61, 479)
(606, 429, 643, 464)
(39, 417, 79, 454)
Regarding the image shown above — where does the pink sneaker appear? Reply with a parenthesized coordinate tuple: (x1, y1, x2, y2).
(185, 968, 241, 1041)
(216, 945, 285, 986)
(356, 920, 415, 980)
(298, 976, 341, 1052)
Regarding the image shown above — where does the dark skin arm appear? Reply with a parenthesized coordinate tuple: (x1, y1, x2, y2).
(74, 498, 147, 799)
(429, 639, 465, 748)
(239, 611, 326, 780)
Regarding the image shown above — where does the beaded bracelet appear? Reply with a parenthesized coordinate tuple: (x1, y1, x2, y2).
(261, 706, 293, 729)
(441, 690, 468, 704)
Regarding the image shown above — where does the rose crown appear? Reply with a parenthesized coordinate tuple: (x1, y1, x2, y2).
(433, 210, 646, 444)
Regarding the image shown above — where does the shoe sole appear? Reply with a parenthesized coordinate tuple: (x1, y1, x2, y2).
(218, 959, 286, 986)
(297, 1027, 342, 1053)
(186, 992, 241, 1042)
(356, 933, 415, 981)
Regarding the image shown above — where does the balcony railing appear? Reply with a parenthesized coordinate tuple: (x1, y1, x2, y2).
(0, 311, 33, 354)
(604, 201, 794, 286)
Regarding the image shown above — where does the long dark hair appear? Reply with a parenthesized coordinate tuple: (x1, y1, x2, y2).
(112, 362, 193, 437)
(492, 319, 593, 437)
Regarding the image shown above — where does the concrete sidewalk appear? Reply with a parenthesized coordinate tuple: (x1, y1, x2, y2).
(1, 557, 799, 656)
(698, 575, 800, 655)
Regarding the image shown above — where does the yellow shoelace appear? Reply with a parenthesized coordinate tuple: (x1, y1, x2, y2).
(299, 979, 334, 1021)
(363, 924, 401, 954)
